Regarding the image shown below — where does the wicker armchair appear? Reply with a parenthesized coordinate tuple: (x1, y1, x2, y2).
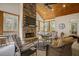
(11, 34, 38, 56)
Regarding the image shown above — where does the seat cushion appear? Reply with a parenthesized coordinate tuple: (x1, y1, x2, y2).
(21, 47, 36, 56)
(51, 37, 74, 47)
(21, 43, 35, 52)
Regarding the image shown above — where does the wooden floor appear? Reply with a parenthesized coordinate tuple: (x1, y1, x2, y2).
(31, 50, 46, 56)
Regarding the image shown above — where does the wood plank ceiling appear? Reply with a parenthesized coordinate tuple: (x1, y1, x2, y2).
(36, 3, 79, 20)
(36, 4, 54, 20)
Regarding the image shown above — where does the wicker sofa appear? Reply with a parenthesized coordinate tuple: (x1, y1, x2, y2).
(47, 36, 75, 56)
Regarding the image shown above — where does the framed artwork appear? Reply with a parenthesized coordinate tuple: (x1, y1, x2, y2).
(3, 13, 18, 32)
(59, 23, 65, 29)
(71, 23, 77, 35)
